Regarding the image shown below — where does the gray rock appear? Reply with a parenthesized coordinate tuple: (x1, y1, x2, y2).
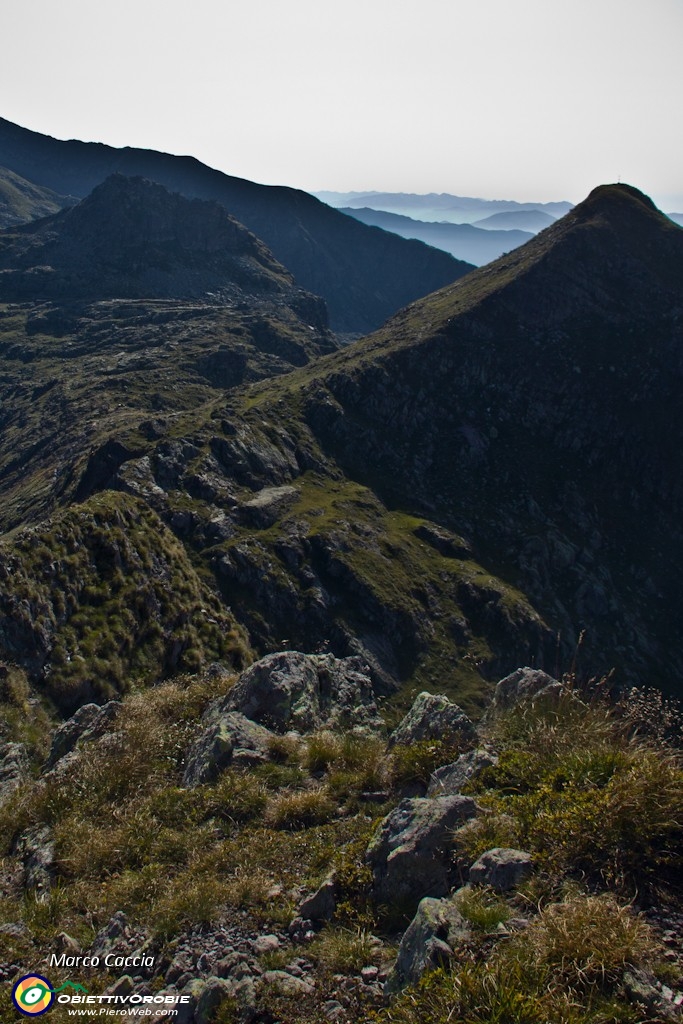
(261, 969, 315, 996)
(298, 874, 336, 921)
(252, 934, 280, 955)
(18, 825, 55, 892)
(385, 896, 471, 993)
(46, 701, 121, 769)
(469, 848, 533, 890)
(54, 932, 82, 956)
(105, 976, 134, 998)
(195, 977, 235, 1024)
(323, 998, 347, 1021)
(0, 921, 30, 939)
(240, 485, 299, 528)
(89, 911, 148, 964)
(366, 795, 479, 906)
(0, 742, 29, 804)
(427, 749, 497, 797)
(222, 650, 382, 734)
(176, 979, 206, 1024)
(622, 969, 681, 1021)
(388, 692, 477, 748)
(183, 710, 275, 787)
(485, 667, 563, 720)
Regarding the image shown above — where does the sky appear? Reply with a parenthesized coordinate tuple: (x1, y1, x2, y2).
(2, 0, 682, 208)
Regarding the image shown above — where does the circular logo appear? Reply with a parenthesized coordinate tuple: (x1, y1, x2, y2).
(11, 975, 55, 1016)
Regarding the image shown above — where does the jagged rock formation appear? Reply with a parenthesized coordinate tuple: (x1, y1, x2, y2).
(2, 182, 681, 714)
(0, 174, 296, 302)
(219, 650, 382, 734)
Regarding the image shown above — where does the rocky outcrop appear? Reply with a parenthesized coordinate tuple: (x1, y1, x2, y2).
(389, 691, 477, 748)
(221, 651, 382, 734)
(183, 711, 275, 787)
(46, 700, 121, 769)
(366, 795, 479, 907)
(17, 825, 55, 892)
(384, 895, 471, 993)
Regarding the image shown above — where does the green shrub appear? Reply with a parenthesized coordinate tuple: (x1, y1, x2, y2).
(466, 697, 683, 888)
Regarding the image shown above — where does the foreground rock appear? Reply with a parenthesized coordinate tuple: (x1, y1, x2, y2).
(485, 667, 563, 720)
(385, 895, 471, 993)
(45, 700, 121, 769)
(221, 651, 382, 733)
(469, 848, 533, 891)
(183, 711, 275, 786)
(388, 691, 477, 748)
(366, 795, 479, 906)
(427, 749, 497, 797)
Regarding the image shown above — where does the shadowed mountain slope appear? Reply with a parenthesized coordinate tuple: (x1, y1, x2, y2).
(0, 175, 337, 533)
(0, 117, 472, 332)
(187, 184, 683, 694)
(0, 173, 294, 301)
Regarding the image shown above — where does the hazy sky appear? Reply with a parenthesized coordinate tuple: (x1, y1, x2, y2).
(2, 0, 682, 207)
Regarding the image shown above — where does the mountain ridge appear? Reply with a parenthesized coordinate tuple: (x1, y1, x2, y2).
(0, 117, 473, 333)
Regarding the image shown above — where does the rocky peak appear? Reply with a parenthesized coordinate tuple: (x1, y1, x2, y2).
(0, 174, 296, 302)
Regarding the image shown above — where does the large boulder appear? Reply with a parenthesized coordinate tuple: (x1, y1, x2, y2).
(221, 651, 381, 734)
(366, 795, 479, 907)
(388, 692, 476, 749)
(183, 711, 275, 786)
(384, 895, 471, 993)
(485, 667, 562, 720)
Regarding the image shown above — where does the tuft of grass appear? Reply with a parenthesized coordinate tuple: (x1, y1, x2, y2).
(265, 787, 336, 830)
(508, 893, 659, 990)
(309, 926, 381, 974)
(372, 893, 659, 1024)
(454, 885, 511, 932)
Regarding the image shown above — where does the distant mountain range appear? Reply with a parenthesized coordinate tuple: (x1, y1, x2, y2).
(0, 118, 473, 334)
(339, 207, 534, 266)
(317, 191, 574, 265)
(314, 190, 574, 224)
(472, 209, 557, 232)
